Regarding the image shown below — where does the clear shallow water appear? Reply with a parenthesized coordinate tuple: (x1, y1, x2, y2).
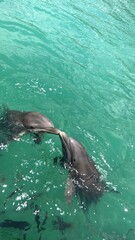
(0, 0, 135, 239)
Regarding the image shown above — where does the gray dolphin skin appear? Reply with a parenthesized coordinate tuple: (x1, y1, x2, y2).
(59, 131, 106, 211)
(0, 106, 60, 145)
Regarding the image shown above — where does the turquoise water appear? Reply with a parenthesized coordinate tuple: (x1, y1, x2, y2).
(0, 0, 135, 239)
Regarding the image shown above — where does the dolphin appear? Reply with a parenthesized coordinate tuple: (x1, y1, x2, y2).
(0, 106, 60, 145)
(58, 131, 106, 211)
(0, 219, 30, 230)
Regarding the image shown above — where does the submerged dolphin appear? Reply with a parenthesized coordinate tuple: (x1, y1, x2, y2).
(0, 219, 30, 230)
(58, 131, 106, 210)
(0, 107, 60, 145)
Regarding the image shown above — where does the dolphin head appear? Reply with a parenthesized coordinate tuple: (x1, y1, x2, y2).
(59, 131, 72, 162)
(21, 112, 59, 134)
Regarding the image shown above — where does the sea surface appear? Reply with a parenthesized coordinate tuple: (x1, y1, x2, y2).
(0, 0, 135, 239)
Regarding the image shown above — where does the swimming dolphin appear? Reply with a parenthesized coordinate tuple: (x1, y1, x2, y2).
(58, 131, 106, 211)
(0, 219, 30, 230)
(0, 106, 60, 145)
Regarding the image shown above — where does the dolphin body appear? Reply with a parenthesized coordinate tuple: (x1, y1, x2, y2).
(0, 219, 30, 230)
(0, 107, 59, 145)
(59, 131, 106, 211)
